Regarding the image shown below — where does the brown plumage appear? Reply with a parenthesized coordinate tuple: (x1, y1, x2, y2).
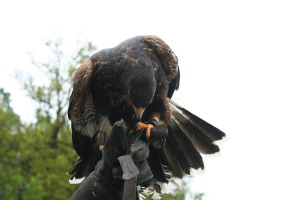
(68, 35, 225, 183)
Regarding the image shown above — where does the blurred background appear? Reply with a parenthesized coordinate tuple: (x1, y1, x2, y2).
(0, 0, 300, 200)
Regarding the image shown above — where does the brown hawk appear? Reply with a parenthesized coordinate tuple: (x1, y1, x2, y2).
(68, 35, 225, 183)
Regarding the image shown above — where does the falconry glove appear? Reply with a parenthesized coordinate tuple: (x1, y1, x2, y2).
(70, 120, 168, 200)
(70, 120, 128, 200)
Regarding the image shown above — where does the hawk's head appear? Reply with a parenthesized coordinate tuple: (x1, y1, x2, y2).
(128, 67, 156, 121)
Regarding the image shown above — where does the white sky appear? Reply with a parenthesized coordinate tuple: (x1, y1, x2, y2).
(1, 0, 300, 200)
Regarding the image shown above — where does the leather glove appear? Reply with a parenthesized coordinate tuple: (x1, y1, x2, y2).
(70, 120, 152, 200)
(70, 120, 168, 200)
(70, 120, 129, 200)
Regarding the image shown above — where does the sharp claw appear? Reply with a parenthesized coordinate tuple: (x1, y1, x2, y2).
(136, 122, 154, 139)
(136, 122, 148, 130)
(146, 124, 154, 139)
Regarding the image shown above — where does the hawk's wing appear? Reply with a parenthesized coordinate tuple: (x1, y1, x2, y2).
(143, 35, 180, 98)
(68, 60, 98, 156)
(68, 60, 111, 180)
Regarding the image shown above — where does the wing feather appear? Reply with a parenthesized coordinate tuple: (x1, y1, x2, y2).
(68, 60, 112, 180)
(149, 99, 225, 181)
(144, 36, 179, 80)
(68, 60, 99, 137)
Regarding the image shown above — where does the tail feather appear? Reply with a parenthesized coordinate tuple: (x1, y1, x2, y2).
(164, 127, 192, 175)
(152, 99, 225, 179)
(68, 141, 102, 182)
(169, 100, 225, 141)
(159, 141, 184, 178)
(168, 119, 204, 170)
(147, 146, 169, 183)
(172, 114, 219, 154)
(169, 99, 225, 154)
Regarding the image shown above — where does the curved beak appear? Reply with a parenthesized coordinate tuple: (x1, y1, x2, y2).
(132, 106, 145, 121)
(136, 113, 143, 121)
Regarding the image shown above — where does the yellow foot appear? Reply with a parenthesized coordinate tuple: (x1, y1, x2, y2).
(136, 122, 154, 139)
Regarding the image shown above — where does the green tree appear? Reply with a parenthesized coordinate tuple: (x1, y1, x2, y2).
(0, 38, 96, 200)
(0, 89, 44, 200)
(18, 38, 97, 200)
(0, 88, 22, 199)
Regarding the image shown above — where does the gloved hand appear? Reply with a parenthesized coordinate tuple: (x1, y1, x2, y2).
(69, 120, 153, 200)
(69, 120, 168, 200)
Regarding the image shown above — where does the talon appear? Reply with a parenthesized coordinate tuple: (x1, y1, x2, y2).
(136, 122, 154, 139)
(136, 122, 148, 130)
(145, 124, 154, 139)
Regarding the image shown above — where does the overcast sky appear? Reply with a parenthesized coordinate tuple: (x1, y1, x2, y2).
(1, 1, 300, 200)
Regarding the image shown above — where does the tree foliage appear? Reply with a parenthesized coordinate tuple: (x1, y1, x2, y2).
(0, 38, 96, 199)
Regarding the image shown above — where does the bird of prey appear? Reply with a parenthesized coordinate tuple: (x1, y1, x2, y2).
(68, 35, 225, 183)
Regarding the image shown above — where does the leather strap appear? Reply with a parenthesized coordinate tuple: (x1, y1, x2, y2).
(118, 155, 139, 200)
